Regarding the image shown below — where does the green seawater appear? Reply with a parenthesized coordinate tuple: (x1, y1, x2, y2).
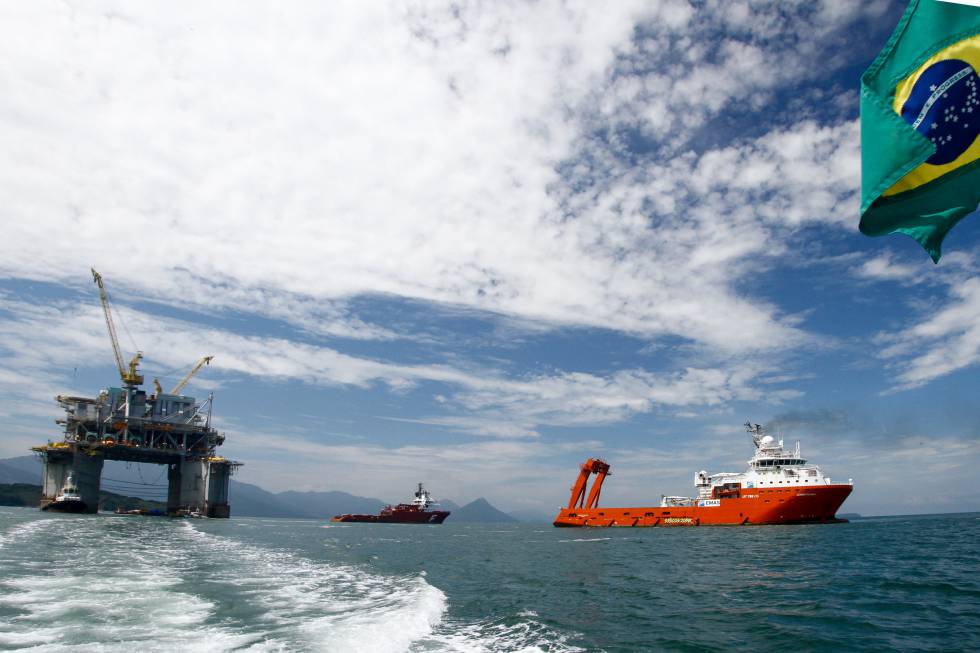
(0, 508, 978, 652)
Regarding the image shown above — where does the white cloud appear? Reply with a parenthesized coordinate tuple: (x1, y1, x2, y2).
(0, 1, 875, 359)
(878, 276, 980, 390)
(0, 297, 791, 441)
(2, 2, 978, 517)
(855, 252, 921, 283)
(223, 421, 980, 515)
(590, 0, 889, 147)
(222, 425, 594, 509)
(809, 432, 980, 516)
(859, 248, 980, 391)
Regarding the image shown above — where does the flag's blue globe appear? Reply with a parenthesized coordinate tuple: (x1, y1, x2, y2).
(900, 58, 980, 165)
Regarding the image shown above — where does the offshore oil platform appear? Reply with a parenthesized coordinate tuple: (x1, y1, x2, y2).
(32, 269, 240, 517)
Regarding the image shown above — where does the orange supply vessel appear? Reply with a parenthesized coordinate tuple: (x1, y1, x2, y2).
(554, 422, 853, 527)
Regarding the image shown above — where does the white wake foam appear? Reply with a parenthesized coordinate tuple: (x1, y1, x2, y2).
(557, 537, 611, 542)
(0, 514, 447, 652)
(418, 616, 586, 653)
(176, 520, 448, 652)
(0, 514, 581, 652)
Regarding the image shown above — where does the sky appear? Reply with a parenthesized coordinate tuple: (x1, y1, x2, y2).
(1, 0, 979, 518)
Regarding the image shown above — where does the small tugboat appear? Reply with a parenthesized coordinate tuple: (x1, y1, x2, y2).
(331, 483, 450, 524)
(554, 422, 853, 527)
(41, 472, 87, 513)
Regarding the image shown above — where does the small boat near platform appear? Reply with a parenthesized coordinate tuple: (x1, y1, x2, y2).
(41, 472, 87, 514)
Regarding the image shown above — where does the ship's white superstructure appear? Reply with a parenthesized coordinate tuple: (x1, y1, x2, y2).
(694, 422, 849, 498)
(661, 422, 853, 506)
(412, 483, 437, 510)
(54, 472, 83, 504)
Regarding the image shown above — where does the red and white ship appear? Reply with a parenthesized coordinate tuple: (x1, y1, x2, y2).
(331, 483, 450, 524)
(554, 422, 853, 527)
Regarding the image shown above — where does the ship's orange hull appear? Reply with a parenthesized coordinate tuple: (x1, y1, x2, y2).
(553, 484, 852, 527)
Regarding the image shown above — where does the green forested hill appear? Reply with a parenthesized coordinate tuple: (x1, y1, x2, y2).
(0, 483, 40, 507)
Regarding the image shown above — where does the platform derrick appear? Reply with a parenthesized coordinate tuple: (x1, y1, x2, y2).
(32, 270, 240, 518)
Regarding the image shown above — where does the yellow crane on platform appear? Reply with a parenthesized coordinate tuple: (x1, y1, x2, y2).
(170, 356, 214, 395)
(91, 268, 144, 387)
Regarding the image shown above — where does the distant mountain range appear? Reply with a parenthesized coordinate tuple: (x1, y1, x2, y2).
(450, 497, 518, 523)
(0, 458, 39, 485)
(0, 455, 544, 522)
(227, 481, 388, 519)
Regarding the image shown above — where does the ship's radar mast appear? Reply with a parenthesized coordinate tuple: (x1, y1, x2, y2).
(745, 421, 766, 448)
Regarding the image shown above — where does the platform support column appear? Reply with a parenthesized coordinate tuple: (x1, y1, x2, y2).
(176, 458, 208, 513)
(72, 451, 104, 514)
(40, 451, 70, 508)
(206, 461, 232, 518)
(39, 447, 103, 514)
(167, 462, 182, 514)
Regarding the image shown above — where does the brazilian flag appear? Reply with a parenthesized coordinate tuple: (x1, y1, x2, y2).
(860, 0, 980, 263)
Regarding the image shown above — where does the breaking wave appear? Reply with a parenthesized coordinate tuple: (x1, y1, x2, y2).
(557, 537, 611, 543)
(0, 511, 578, 652)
